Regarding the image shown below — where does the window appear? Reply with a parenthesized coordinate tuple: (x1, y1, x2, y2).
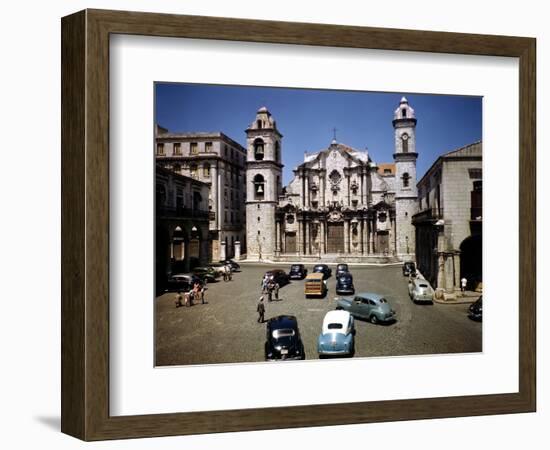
(156, 143, 165, 155)
(275, 141, 280, 161)
(224, 145, 228, 157)
(253, 174, 265, 199)
(384, 168, 392, 174)
(254, 138, 265, 160)
(401, 134, 409, 153)
(203, 163, 211, 177)
(257, 119, 262, 129)
(189, 163, 198, 178)
(205, 142, 213, 153)
(173, 143, 182, 155)
(402, 172, 410, 188)
(402, 108, 407, 118)
(190, 142, 198, 154)
(173, 163, 181, 174)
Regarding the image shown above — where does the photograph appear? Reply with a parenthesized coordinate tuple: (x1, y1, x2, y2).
(154, 84, 483, 366)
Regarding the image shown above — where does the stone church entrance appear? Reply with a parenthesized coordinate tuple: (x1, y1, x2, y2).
(326, 222, 344, 253)
(376, 231, 390, 254)
(285, 232, 296, 253)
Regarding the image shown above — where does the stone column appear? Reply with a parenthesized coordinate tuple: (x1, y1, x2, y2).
(320, 170, 326, 207)
(453, 252, 461, 291)
(369, 219, 375, 254)
(234, 241, 241, 260)
(275, 220, 281, 255)
(346, 174, 351, 206)
(217, 163, 223, 230)
(360, 219, 365, 255)
(304, 173, 310, 208)
(219, 239, 226, 261)
(304, 221, 310, 255)
(320, 221, 326, 254)
(297, 219, 303, 255)
(391, 216, 397, 255)
(211, 163, 218, 229)
(344, 219, 350, 254)
(183, 240, 191, 272)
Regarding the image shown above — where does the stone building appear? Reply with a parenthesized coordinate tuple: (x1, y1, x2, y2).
(155, 166, 211, 292)
(412, 141, 482, 294)
(155, 127, 247, 261)
(245, 97, 419, 262)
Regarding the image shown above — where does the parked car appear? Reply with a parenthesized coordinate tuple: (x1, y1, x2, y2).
(192, 266, 219, 283)
(304, 272, 328, 298)
(220, 259, 240, 272)
(468, 296, 483, 321)
(408, 278, 434, 303)
(289, 264, 308, 280)
(336, 292, 396, 324)
(164, 274, 203, 292)
(402, 261, 416, 277)
(313, 264, 332, 279)
(335, 272, 355, 295)
(317, 310, 355, 357)
(209, 262, 229, 275)
(336, 263, 349, 275)
(264, 315, 305, 361)
(263, 269, 289, 286)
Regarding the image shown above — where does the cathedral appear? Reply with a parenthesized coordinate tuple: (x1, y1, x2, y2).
(245, 97, 419, 262)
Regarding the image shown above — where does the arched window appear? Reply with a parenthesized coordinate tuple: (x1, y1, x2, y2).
(254, 138, 265, 160)
(253, 174, 265, 199)
(203, 163, 211, 177)
(401, 134, 409, 153)
(257, 120, 262, 129)
(402, 108, 407, 118)
(189, 163, 198, 178)
(173, 163, 181, 174)
(402, 172, 410, 188)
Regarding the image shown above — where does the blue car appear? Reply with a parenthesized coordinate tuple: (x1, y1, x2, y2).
(317, 310, 355, 357)
(336, 292, 396, 324)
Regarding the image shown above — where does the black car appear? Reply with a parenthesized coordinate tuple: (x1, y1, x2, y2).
(468, 296, 482, 321)
(192, 266, 219, 283)
(335, 272, 355, 295)
(313, 264, 332, 279)
(402, 261, 416, 276)
(164, 274, 203, 292)
(336, 263, 349, 275)
(220, 259, 240, 271)
(264, 269, 289, 286)
(265, 315, 305, 361)
(289, 264, 307, 280)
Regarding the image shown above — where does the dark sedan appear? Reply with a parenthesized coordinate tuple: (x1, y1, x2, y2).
(220, 259, 241, 271)
(468, 296, 482, 321)
(336, 263, 349, 275)
(313, 264, 332, 279)
(264, 315, 305, 361)
(192, 266, 219, 283)
(164, 274, 203, 292)
(336, 272, 355, 295)
(263, 269, 290, 286)
(289, 264, 308, 280)
(402, 261, 416, 277)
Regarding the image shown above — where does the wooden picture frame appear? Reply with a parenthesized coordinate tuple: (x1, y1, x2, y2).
(61, 9, 536, 441)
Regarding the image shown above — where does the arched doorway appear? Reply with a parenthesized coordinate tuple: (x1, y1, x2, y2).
(460, 235, 482, 291)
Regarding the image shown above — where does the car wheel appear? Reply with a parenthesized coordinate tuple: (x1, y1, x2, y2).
(370, 315, 378, 324)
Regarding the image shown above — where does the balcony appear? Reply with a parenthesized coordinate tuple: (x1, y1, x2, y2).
(412, 207, 444, 224)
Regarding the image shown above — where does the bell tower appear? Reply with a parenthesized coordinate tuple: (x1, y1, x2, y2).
(245, 107, 283, 260)
(393, 97, 418, 259)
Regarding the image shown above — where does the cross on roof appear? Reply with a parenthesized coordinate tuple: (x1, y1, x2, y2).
(332, 127, 338, 141)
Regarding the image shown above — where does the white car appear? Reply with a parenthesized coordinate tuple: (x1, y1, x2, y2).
(317, 310, 355, 357)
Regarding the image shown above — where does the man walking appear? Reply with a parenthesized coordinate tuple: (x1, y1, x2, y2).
(273, 282, 280, 301)
(257, 295, 266, 323)
(174, 291, 183, 308)
(461, 277, 467, 294)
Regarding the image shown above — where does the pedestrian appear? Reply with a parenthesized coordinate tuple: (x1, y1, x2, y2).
(273, 282, 280, 301)
(257, 295, 266, 323)
(267, 281, 274, 302)
(222, 268, 228, 282)
(200, 284, 207, 304)
(261, 275, 268, 292)
(461, 277, 467, 293)
(227, 265, 233, 281)
(193, 281, 201, 302)
(174, 291, 183, 308)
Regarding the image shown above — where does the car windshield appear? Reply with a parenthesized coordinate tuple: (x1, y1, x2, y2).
(291, 265, 301, 271)
(338, 275, 352, 281)
(314, 266, 324, 271)
(419, 284, 428, 288)
(272, 328, 296, 339)
(327, 323, 343, 329)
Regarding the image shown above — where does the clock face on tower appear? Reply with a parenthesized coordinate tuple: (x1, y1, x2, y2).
(402, 133, 409, 141)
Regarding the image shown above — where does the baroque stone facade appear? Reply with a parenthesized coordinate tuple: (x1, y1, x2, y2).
(245, 97, 419, 262)
(413, 141, 482, 293)
(155, 127, 247, 261)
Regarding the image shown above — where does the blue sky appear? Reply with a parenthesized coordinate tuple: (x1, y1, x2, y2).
(155, 83, 482, 185)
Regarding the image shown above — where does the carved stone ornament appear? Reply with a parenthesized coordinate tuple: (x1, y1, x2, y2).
(329, 169, 342, 191)
(327, 210, 344, 222)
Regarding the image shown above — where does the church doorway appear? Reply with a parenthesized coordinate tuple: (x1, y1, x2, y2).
(285, 232, 296, 253)
(326, 222, 344, 253)
(376, 231, 390, 254)
(460, 234, 482, 291)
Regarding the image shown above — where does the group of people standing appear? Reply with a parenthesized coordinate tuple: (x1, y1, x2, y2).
(257, 276, 281, 323)
(174, 281, 206, 308)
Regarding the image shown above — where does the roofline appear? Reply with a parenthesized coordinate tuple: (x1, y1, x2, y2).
(156, 129, 246, 152)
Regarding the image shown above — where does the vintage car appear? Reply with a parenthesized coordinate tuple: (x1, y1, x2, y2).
(313, 264, 332, 279)
(264, 315, 305, 361)
(402, 261, 417, 277)
(468, 296, 483, 321)
(336, 292, 396, 324)
(408, 278, 434, 303)
(304, 272, 327, 298)
(219, 259, 241, 272)
(263, 269, 289, 286)
(336, 263, 350, 275)
(335, 272, 355, 295)
(209, 262, 230, 275)
(289, 264, 308, 280)
(192, 266, 219, 283)
(164, 273, 203, 292)
(317, 310, 355, 357)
